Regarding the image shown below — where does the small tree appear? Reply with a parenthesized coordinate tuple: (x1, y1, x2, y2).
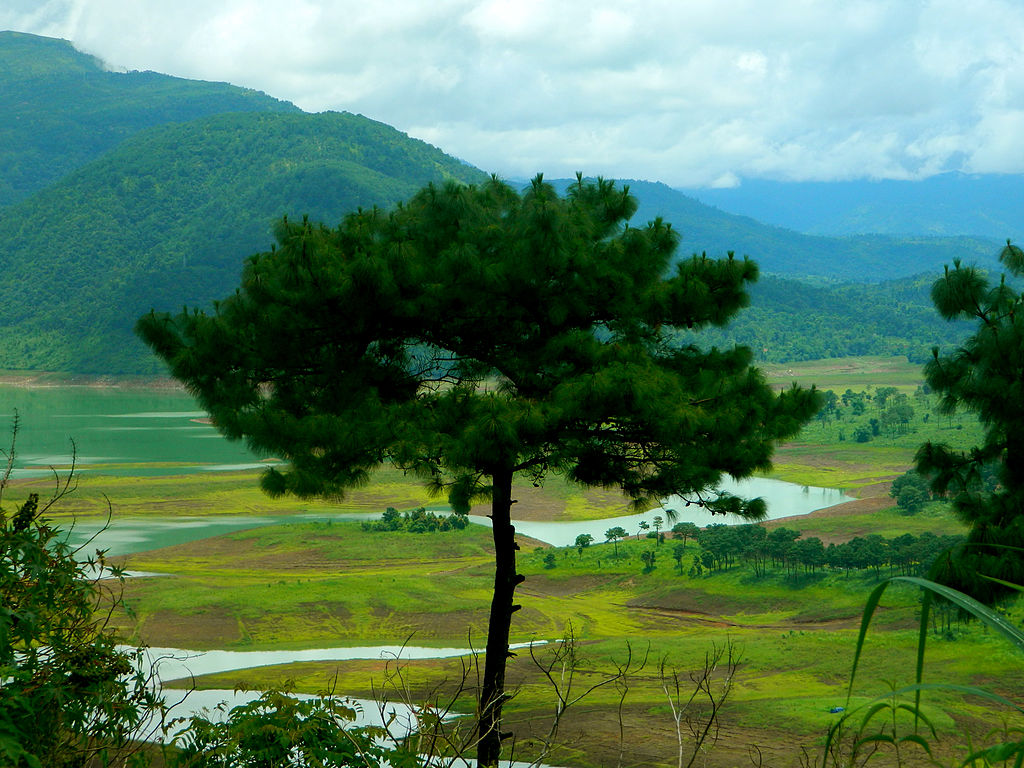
(672, 542, 687, 573)
(915, 242, 1024, 601)
(890, 470, 929, 515)
(169, 691, 396, 768)
(605, 526, 628, 558)
(574, 533, 594, 560)
(672, 521, 700, 547)
(640, 549, 656, 573)
(652, 514, 664, 544)
(137, 175, 818, 766)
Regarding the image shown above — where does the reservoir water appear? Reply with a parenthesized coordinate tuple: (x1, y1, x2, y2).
(0, 382, 854, 553)
(64, 474, 853, 555)
(0, 382, 268, 476)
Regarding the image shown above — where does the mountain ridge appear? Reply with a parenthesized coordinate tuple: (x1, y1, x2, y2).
(0, 32, 1006, 373)
(0, 30, 300, 209)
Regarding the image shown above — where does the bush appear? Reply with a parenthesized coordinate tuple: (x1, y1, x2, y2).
(0, 481, 166, 767)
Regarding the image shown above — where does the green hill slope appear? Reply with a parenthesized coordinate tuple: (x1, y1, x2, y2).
(673, 273, 975, 364)
(0, 110, 488, 373)
(0, 32, 1001, 375)
(0, 31, 298, 209)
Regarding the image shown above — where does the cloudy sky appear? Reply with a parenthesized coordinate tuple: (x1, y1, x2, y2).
(4, 0, 1024, 187)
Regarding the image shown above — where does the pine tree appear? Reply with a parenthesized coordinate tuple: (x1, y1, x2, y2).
(916, 241, 1024, 602)
(137, 174, 819, 767)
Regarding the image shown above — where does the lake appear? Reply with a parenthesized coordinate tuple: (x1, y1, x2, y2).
(65, 475, 853, 555)
(0, 383, 267, 476)
(3, 382, 853, 554)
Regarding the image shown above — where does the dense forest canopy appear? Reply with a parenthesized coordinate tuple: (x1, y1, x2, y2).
(0, 110, 488, 372)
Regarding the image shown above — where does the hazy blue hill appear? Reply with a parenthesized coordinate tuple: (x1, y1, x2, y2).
(0, 110, 489, 373)
(0, 31, 299, 208)
(681, 173, 1024, 239)
(617, 180, 1002, 281)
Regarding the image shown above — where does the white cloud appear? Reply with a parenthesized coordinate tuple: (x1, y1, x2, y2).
(4, 0, 1024, 185)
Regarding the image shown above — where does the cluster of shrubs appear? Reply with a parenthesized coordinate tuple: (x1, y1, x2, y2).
(362, 506, 469, 533)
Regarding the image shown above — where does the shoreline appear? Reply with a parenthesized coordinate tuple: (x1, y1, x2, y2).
(0, 370, 182, 390)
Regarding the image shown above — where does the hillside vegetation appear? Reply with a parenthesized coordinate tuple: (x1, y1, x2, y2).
(0, 32, 1006, 374)
(0, 110, 488, 372)
(619, 179, 1001, 281)
(0, 31, 298, 209)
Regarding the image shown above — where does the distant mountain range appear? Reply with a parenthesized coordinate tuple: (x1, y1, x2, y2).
(681, 174, 1024, 240)
(0, 32, 1006, 373)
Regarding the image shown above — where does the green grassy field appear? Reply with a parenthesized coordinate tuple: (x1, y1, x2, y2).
(14, 357, 1018, 767)
(109, 512, 1017, 768)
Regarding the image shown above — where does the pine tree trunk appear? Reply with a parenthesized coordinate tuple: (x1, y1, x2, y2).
(477, 464, 522, 768)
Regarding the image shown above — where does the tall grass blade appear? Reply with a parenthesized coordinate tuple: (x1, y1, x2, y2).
(892, 576, 1024, 653)
(846, 579, 892, 705)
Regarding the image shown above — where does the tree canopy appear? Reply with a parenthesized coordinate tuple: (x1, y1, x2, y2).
(915, 241, 1024, 601)
(137, 174, 819, 766)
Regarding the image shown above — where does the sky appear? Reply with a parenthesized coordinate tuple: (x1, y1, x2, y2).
(4, 0, 1024, 187)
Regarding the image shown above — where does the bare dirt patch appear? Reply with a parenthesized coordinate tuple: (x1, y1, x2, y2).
(625, 588, 755, 616)
(137, 609, 242, 647)
(500, 483, 632, 522)
(517, 573, 608, 598)
(771, 494, 889, 525)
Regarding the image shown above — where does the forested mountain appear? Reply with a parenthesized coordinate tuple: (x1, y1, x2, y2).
(674, 273, 974, 363)
(0, 32, 1005, 374)
(0, 31, 298, 209)
(682, 173, 1024, 239)
(0, 110, 488, 372)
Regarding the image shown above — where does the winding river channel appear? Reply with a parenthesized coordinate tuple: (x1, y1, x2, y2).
(64, 474, 852, 556)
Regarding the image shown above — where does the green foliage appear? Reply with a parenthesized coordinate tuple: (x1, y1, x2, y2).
(0, 31, 299, 210)
(0, 479, 165, 767)
(0, 111, 487, 373)
(362, 507, 469, 533)
(574, 533, 593, 559)
(914, 242, 1024, 602)
(693, 523, 961, 579)
(167, 691, 410, 768)
(671, 273, 977, 365)
(138, 174, 815, 512)
(604, 526, 628, 557)
(889, 470, 929, 514)
(640, 549, 656, 573)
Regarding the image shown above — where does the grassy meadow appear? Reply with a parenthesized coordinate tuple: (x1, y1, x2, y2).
(15, 356, 1022, 767)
